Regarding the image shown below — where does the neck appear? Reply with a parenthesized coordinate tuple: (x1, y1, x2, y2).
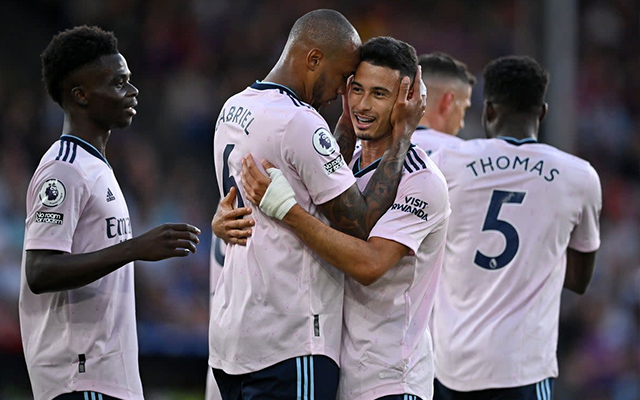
(492, 117, 539, 141)
(419, 113, 450, 135)
(359, 134, 393, 169)
(62, 112, 111, 156)
(264, 61, 308, 104)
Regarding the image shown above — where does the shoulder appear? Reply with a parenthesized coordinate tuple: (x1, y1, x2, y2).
(403, 146, 448, 196)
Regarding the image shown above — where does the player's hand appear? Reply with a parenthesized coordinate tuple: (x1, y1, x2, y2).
(335, 75, 355, 135)
(212, 187, 254, 246)
(390, 65, 427, 141)
(132, 223, 201, 261)
(242, 155, 296, 220)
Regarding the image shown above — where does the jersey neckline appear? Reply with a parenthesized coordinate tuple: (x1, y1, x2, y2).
(251, 81, 301, 102)
(497, 136, 538, 146)
(60, 135, 112, 169)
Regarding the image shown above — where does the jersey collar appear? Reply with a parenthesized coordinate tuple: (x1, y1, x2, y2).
(352, 155, 382, 178)
(60, 135, 112, 169)
(251, 81, 301, 102)
(497, 136, 538, 146)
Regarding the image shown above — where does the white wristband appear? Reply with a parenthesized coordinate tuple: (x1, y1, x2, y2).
(259, 168, 297, 220)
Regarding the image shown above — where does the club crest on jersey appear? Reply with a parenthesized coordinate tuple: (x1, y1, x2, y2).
(312, 128, 336, 156)
(39, 179, 66, 207)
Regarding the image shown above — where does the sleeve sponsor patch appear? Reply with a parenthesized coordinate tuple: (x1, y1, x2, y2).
(35, 211, 64, 225)
(324, 155, 344, 175)
(391, 196, 429, 221)
(38, 179, 66, 207)
(312, 128, 337, 156)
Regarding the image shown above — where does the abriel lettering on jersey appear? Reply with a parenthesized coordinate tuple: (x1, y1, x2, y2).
(391, 196, 429, 221)
(106, 216, 131, 239)
(215, 105, 255, 135)
(465, 155, 560, 182)
(35, 211, 64, 225)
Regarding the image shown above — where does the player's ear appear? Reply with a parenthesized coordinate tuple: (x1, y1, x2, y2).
(484, 101, 496, 123)
(306, 48, 323, 71)
(539, 103, 548, 122)
(440, 91, 454, 114)
(71, 86, 89, 106)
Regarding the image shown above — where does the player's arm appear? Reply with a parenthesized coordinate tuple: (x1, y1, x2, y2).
(563, 167, 601, 295)
(563, 248, 597, 295)
(26, 223, 200, 294)
(241, 157, 407, 285)
(319, 68, 426, 240)
(284, 205, 407, 285)
(333, 76, 357, 164)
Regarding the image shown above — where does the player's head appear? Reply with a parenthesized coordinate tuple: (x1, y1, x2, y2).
(284, 9, 361, 110)
(482, 55, 549, 138)
(349, 36, 418, 142)
(419, 52, 475, 135)
(41, 25, 138, 129)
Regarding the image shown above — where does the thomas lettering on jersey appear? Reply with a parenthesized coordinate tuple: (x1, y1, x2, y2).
(215, 106, 255, 135)
(391, 196, 429, 221)
(465, 155, 560, 182)
(105, 216, 132, 239)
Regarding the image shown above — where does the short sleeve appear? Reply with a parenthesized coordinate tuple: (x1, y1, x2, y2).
(24, 161, 90, 253)
(281, 109, 356, 205)
(568, 165, 602, 252)
(369, 166, 450, 253)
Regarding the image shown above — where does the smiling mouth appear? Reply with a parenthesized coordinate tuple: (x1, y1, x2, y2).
(354, 114, 375, 129)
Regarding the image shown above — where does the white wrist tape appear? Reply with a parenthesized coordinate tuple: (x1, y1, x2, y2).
(259, 168, 297, 220)
(420, 78, 427, 98)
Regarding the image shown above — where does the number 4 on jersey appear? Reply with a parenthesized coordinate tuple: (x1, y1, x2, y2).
(222, 144, 245, 208)
(474, 190, 526, 270)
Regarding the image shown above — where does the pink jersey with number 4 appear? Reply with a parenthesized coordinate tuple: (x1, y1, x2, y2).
(210, 81, 357, 374)
(19, 135, 143, 400)
(430, 137, 601, 391)
(338, 145, 450, 400)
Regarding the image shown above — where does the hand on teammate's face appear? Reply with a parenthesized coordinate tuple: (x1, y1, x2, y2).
(390, 66, 427, 140)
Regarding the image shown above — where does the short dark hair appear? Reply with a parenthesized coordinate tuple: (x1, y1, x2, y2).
(41, 25, 119, 105)
(360, 36, 418, 81)
(483, 55, 549, 113)
(289, 9, 359, 58)
(419, 52, 476, 85)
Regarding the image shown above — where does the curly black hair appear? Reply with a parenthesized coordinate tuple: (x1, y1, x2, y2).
(483, 55, 549, 113)
(419, 52, 476, 86)
(41, 25, 119, 106)
(361, 36, 418, 82)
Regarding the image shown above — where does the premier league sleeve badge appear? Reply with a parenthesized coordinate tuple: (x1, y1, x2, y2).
(39, 178, 67, 207)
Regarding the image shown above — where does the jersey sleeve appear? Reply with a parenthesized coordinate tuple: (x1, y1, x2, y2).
(24, 161, 91, 253)
(568, 165, 602, 252)
(369, 167, 450, 253)
(281, 109, 356, 205)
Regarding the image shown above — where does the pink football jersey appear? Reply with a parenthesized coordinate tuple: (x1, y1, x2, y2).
(209, 82, 356, 374)
(411, 126, 464, 156)
(430, 137, 602, 391)
(338, 145, 450, 400)
(19, 135, 143, 400)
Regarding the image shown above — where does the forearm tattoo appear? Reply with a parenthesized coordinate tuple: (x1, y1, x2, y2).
(320, 139, 410, 240)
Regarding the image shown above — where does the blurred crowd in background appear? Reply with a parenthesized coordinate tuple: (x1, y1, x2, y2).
(0, 0, 637, 399)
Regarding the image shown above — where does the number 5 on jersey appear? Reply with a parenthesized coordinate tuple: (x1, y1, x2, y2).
(475, 190, 526, 270)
